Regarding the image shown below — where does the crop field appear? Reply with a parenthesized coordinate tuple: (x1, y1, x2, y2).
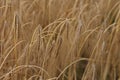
(0, 0, 120, 80)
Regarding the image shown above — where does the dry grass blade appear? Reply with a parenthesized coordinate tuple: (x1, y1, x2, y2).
(0, 0, 120, 80)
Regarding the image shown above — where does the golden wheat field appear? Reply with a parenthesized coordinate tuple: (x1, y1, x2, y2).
(0, 0, 120, 80)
